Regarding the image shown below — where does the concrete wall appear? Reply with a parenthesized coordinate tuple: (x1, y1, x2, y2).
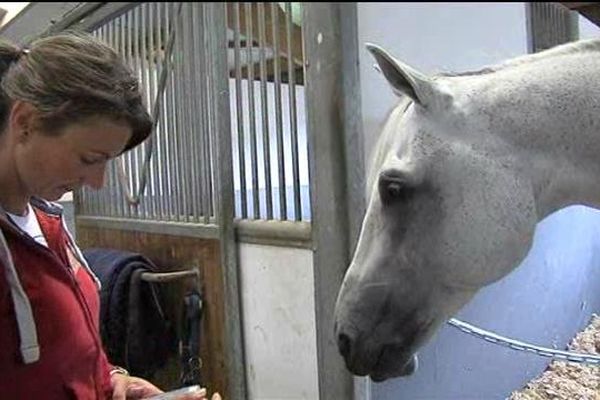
(357, 3, 600, 399)
(238, 243, 318, 400)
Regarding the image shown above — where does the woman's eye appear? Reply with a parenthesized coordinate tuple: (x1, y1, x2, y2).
(81, 156, 100, 165)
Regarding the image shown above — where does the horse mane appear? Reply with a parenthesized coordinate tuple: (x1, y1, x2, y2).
(438, 38, 600, 78)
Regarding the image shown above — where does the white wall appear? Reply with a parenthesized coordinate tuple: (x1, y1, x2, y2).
(238, 243, 318, 400)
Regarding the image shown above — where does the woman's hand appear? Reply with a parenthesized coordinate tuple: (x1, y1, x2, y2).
(111, 373, 161, 399)
(111, 372, 222, 400)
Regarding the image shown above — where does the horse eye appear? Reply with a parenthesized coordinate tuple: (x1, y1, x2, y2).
(387, 182, 403, 198)
(379, 177, 409, 204)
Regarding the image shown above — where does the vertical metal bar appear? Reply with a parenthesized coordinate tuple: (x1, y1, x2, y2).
(304, 4, 357, 398)
(233, 3, 247, 218)
(181, 2, 197, 223)
(181, 3, 192, 223)
(123, 10, 134, 218)
(285, 2, 301, 221)
(166, 3, 182, 222)
(148, 2, 163, 221)
(132, 5, 142, 218)
(179, 3, 196, 222)
(109, 20, 119, 218)
(100, 24, 110, 217)
(189, 3, 201, 222)
(160, 2, 173, 221)
(209, 4, 247, 399)
(173, 4, 189, 221)
(204, 2, 215, 223)
(245, 2, 260, 219)
(271, 2, 287, 220)
(116, 14, 126, 218)
(196, 4, 211, 224)
(140, 3, 152, 220)
(258, 2, 273, 219)
(155, 2, 168, 220)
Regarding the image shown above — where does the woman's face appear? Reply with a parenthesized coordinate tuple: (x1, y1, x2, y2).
(15, 114, 132, 202)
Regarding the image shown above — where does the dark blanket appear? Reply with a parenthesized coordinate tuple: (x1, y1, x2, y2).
(83, 248, 176, 379)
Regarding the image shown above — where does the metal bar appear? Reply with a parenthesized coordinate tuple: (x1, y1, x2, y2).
(286, 2, 301, 221)
(245, 2, 260, 219)
(44, 2, 104, 34)
(76, 215, 219, 239)
(210, 3, 247, 398)
(132, 5, 141, 218)
(123, 10, 133, 219)
(258, 3, 273, 219)
(235, 219, 311, 248)
(304, 3, 357, 398)
(108, 20, 119, 218)
(271, 2, 287, 220)
(140, 3, 152, 219)
(198, 3, 210, 224)
(233, 3, 248, 218)
(156, 2, 169, 220)
(188, 3, 201, 222)
(179, 2, 196, 221)
(205, 1, 215, 222)
(69, 3, 140, 33)
(166, 3, 181, 222)
(172, 2, 187, 222)
(100, 24, 110, 217)
(116, 14, 126, 218)
(197, 4, 211, 224)
(148, 2, 163, 221)
(140, 269, 199, 283)
(340, 4, 366, 254)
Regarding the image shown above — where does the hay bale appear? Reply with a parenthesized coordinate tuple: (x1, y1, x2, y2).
(507, 315, 600, 400)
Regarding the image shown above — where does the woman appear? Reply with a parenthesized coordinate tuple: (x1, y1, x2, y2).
(0, 32, 218, 400)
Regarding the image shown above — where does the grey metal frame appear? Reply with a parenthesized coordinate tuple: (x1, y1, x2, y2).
(526, 2, 579, 53)
(208, 4, 247, 399)
(304, 3, 364, 399)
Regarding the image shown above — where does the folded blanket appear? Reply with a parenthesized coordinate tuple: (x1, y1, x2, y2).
(84, 248, 177, 379)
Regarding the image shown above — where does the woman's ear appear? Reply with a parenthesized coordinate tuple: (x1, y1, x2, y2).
(8, 100, 37, 142)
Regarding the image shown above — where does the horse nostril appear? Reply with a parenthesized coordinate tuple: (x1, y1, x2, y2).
(338, 333, 352, 359)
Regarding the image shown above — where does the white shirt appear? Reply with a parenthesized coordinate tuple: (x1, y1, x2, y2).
(6, 204, 49, 247)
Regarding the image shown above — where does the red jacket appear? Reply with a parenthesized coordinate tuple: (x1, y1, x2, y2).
(0, 199, 113, 399)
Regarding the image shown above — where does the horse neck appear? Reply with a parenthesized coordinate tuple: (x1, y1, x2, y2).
(459, 53, 600, 219)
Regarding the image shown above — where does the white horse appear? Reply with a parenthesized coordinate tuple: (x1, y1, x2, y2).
(333, 39, 600, 382)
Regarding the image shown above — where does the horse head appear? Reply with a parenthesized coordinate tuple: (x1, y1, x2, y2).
(333, 44, 540, 381)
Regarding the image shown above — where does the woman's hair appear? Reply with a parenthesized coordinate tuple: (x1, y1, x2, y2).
(0, 31, 152, 152)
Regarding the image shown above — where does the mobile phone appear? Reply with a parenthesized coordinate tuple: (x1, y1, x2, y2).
(146, 385, 205, 399)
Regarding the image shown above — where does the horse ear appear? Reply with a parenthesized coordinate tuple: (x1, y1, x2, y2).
(366, 43, 434, 107)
